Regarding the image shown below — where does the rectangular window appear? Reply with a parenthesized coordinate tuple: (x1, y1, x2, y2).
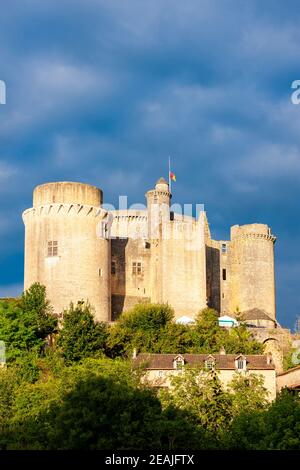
(47, 241, 58, 257)
(132, 262, 142, 275)
(222, 268, 227, 281)
(221, 243, 227, 254)
(111, 261, 116, 275)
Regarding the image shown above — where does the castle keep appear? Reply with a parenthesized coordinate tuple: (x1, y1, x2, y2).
(23, 179, 276, 322)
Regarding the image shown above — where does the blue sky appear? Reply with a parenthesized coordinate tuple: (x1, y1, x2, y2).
(0, 0, 299, 328)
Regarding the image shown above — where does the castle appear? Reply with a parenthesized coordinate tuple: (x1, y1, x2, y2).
(22, 179, 276, 323)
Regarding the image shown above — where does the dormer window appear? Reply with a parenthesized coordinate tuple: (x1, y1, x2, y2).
(173, 355, 185, 370)
(205, 355, 215, 371)
(235, 355, 247, 372)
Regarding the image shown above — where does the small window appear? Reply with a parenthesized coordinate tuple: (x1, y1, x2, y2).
(222, 268, 227, 281)
(173, 356, 184, 370)
(158, 370, 164, 378)
(205, 358, 215, 370)
(111, 261, 116, 275)
(236, 358, 246, 371)
(99, 268, 103, 277)
(132, 262, 142, 275)
(221, 243, 227, 254)
(47, 241, 58, 257)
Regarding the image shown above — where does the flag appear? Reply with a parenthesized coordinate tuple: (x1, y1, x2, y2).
(169, 171, 176, 182)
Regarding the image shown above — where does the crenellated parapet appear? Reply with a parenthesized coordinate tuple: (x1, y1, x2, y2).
(22, 203, 108, 219)
(231, 232, 276, 243)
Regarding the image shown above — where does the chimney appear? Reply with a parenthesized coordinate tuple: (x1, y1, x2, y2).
(132, 348, 137, 359)
(219, 346, 226, 355)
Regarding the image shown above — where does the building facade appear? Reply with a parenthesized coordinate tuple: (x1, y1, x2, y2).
(23, 179, 276, 323)
(134, 353, 277, 401)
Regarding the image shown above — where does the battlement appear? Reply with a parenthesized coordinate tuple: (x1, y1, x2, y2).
(231, 223, 276, 242)
(23, 178, 277, 323)
(33, 182, 102, 207)
(23, 203, 108, 220)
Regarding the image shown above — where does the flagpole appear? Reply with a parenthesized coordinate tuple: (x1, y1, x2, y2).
(168, 155, 172, 194)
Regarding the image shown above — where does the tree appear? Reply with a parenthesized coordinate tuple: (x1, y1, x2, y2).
(223, 409, 266, 450)
(107, 303, 174, 357)
(57, 302, 108, 363)
(194, 308, 263, 355)
(0, 284, 57, 361)
(159, 367, 233, 437)
(20, 283, 57, 339)
(228, 372, 269, 415)
(262, 390, 300, 450)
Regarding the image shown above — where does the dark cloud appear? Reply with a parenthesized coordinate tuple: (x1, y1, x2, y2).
(0, 0, 300, 327)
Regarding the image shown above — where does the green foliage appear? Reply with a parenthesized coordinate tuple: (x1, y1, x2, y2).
(0, 291, 296, 450)
(118, 303, 174, 331)
(194, 309, 263, 354)
(57, 302, 108, 363)
(0, 357, 209, 450)
(20, 283, 57, 339)
(228, 372, 269, 414)
(226, 390, 300, 450)
(159, 367, 233, 436)
(107, 303, 175, 357)
(283, 347, 300, 371)
(261, 390, 300, 450)
(222, 410, 266, 449)
(107, 305, 263, 358)
(0, 283, 57, 361)
(159, 367, 271, 447)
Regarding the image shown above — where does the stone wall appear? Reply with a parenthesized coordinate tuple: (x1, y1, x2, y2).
(23, 182, 111, 322)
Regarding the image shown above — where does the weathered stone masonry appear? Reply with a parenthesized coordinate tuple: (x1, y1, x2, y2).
(23, 179, 276, 322)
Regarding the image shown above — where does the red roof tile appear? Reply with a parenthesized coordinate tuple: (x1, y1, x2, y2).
(134, 353, 274, 370)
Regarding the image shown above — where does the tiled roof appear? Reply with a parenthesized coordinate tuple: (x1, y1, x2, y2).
(241, 308, 275, 322)
(277, 364, 300, 376)
(134, 353, 274, 370)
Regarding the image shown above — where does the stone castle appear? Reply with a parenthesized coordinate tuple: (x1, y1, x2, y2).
(23, 179, 276, 323)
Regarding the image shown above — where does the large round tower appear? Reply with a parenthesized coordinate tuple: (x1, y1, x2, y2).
(229, 223, 276, 319)
(23, 182, 111, 322)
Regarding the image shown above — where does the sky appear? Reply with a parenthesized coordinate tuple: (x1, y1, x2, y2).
(0, 0, 299, 328)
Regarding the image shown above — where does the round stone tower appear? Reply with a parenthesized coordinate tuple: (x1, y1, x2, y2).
(229, 223, 276, 319)
(23, 182, 111, 322)
(146, 177, 171, 239)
